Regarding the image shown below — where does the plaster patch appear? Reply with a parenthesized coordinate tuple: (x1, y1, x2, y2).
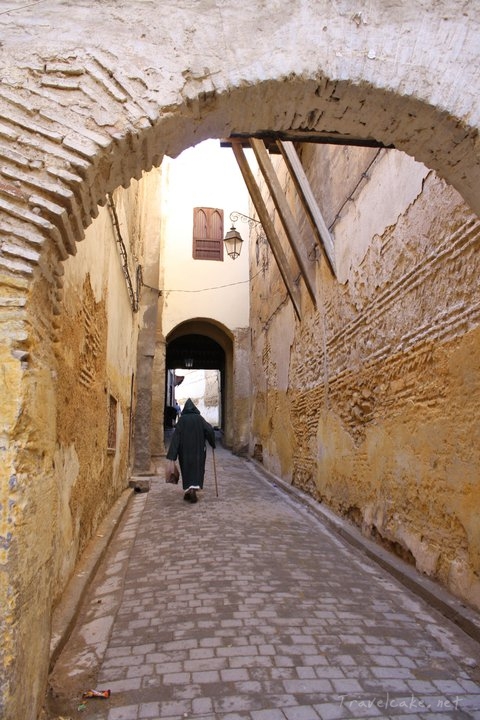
(335, 153, 429, 282)
(53, 443, 80, 588)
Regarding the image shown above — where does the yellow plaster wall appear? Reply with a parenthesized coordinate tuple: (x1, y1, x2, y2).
(51, 188, 142, 601)
(0, 252, 62, 718)
(249, 147, 480, 610)
(0, 179, 151, 719)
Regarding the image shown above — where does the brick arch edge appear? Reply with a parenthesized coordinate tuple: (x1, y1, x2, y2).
(0, 66, 479, 351)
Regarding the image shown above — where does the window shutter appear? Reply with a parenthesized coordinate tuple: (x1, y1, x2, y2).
(193, 207, 224, 261)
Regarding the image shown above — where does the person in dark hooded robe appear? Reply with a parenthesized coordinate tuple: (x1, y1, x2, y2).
(166, 398, 216, 503)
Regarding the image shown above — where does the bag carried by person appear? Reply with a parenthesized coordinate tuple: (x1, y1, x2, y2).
(165, 460, 179, 484)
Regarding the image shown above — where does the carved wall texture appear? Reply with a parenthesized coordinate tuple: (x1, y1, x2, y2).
(53, 276, 118, 600)
(51, 183, 149, 605)
(249, 145, 480, 610)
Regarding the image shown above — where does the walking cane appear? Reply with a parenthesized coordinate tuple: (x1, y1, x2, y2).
(212, 447, 219, 498)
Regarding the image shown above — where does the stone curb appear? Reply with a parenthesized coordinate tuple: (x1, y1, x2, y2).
(49, 486, 134, 671)
(129, 476, 152, 492)
(248, 458, 480, 647)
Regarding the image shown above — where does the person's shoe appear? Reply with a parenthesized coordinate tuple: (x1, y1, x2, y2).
(183, 488, 198, 503)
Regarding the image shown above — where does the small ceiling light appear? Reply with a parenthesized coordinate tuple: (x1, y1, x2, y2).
(184, 358, 194, 369)
(223, 225, 243, 260)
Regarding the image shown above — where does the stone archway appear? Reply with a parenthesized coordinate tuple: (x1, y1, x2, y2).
(0, 9, 478, 348)
(0, 5, 478, 349)
(165, 319, 239, 451)
(0, 3, 479, 718)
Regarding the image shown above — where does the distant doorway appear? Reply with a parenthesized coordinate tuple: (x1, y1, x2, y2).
(165, 324, 234, 445)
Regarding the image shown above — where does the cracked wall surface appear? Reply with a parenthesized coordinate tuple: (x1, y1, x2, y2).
(0, 2, 479, 719)
(0, 178, 154, 719)
(249, 144, 480, 611)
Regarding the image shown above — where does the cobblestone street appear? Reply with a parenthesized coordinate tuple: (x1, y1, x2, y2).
(47, 447, 480, 720)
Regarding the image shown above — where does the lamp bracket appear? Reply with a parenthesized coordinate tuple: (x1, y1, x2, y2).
(229, 211, 262, 230)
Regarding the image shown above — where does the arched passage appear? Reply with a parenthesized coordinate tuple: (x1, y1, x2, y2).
(165, 320, 237, 450)
(0, 4, 479, 352)
(0, 4, 479, 719)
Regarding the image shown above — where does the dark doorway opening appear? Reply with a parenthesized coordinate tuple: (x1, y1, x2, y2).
(167, 333, 226, 371)
(165, 333, 226, 432)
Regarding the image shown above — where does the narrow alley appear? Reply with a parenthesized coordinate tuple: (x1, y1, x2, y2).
(46, 446, 480, 720)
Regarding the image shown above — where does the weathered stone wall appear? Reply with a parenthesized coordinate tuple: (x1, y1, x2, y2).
(0, 179, 150, 719)
(131, 169, 163, 473)
(52, 181, 149, 598)
(249, 144, 480, 609)
(0, 2, 478, 718)
(233, 327, 253, 456)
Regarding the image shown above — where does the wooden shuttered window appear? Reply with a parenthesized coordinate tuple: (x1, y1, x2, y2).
(193, 207, 224, 261)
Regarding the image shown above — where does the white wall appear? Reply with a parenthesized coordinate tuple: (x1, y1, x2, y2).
(162, 140, 252, 335)
(176, 369, 220, 426)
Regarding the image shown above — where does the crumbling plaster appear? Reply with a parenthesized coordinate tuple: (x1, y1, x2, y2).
(249, 147, 480, 611)
(0, 2, 479, 719)
(50, 180, 147, 600)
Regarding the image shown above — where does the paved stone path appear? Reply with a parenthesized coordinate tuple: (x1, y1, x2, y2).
(47, 447, 480, 720)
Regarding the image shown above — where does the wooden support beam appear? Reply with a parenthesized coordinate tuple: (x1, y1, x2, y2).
(221, 132, 394, 151)
(230, 140, 302, 320)
(277, 140, 337, 276)
(250, 138, 317, 307)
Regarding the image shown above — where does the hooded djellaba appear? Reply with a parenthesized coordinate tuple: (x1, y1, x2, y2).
(166, 398, 216, 503)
